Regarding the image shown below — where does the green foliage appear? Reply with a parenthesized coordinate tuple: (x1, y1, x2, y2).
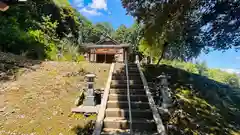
(143, 64, 240, 135)
(113, 24, 131, 43)
(76, 55, 85, 62)
(159, 59, 240, 87)
(0, 0, 84, 61)
(27, 15, 60, 60)
(139, 38, 163, 57)
(95, 22, 114, 36)
(113, 22, 143, 55)
(183, 63, 199, 74)
(53, 0, 70, 7)
(121, 0, 240, 61)
(207, 69, 240, 88)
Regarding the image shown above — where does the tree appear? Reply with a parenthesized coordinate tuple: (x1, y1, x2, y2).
(113, 24, 131, 43)
(128, 22, 143, 53)
(196, 61, 208, 76)
(95, 22, 114, 37)
(0, 0, 84, 59)
(121, 0, 240, 64)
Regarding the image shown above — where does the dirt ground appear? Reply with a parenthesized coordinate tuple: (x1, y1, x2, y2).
(0, 60, 110, 135)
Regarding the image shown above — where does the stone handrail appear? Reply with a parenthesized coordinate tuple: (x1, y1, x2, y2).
(92, 63, 115, 135)
(135, 56, 167, 135)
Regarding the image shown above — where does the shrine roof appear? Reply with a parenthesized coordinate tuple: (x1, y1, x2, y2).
(83, 44, 130, 48)
(82, 35, 130, 48)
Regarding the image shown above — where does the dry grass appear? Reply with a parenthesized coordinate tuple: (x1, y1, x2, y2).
(0, 60, 110, 135)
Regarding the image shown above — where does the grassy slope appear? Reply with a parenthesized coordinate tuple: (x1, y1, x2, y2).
(143, 64, 240, 135)
(53, 0, 70, 7)
(0, 52, 110, 135)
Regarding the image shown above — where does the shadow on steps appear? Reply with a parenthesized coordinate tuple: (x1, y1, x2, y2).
(102, 63, 158, 134)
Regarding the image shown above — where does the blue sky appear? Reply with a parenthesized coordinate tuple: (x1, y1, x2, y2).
(69, 0, 240, 72)
(69, 0, 134, 28)
(198, 49, 240, 71)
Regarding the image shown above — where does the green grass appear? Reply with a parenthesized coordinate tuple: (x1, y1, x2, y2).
(53, 0, 70, 7)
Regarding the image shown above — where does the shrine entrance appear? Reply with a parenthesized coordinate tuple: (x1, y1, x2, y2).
(96, 54, 115, 63)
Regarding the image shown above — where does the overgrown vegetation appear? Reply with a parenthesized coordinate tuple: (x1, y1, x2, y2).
(0, 0, 82, 60)
(0, 0, 143, 61)
(158, 59, 240, 88)
(143, 65, 240, 135)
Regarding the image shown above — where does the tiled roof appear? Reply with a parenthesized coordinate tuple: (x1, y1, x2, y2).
(96, 35, 120, 45)
(83, 44, 130, 48)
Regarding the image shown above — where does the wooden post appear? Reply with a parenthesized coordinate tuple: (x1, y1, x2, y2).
(105, 53, 106, 63)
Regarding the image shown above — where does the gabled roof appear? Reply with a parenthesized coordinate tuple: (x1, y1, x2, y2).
(84, 44, 130, 48)
(96, 35, 120, 45)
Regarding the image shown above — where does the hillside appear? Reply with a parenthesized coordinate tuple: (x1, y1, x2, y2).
(0, 52, 110, 135)
(143, 64, 240, 135)
(0, 0, 82, 60)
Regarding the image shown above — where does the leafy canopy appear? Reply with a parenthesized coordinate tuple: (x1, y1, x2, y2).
(121, 0, 240, 60)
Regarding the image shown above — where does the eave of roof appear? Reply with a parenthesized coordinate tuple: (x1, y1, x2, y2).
(83, 44, 130, 48)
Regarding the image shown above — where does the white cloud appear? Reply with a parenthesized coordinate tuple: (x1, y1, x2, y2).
(236, 57, 240, 60)
(72, 0, 108, 16)
(89, 0, 107, 10)
(80, 7, 102, 16)
(107, 11, 112, 15)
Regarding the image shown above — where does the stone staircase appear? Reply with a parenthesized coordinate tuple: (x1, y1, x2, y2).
(101, 63, 158, 135)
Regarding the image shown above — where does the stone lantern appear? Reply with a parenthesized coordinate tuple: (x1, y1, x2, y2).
(157, 74, 172, 109)
(71, 73, 99, 113)
(83, 73, 96, 106)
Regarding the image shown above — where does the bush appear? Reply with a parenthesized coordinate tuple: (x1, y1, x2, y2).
(159, 59, 240, 87)
(76, 55, 85, 62)
(0, 0, 83, 60)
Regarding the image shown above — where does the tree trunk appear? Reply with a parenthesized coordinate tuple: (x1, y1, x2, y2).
(156, 42, 168, 66)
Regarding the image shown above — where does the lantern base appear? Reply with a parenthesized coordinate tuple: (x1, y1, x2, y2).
(71, 105, 100, 113)
(83, 96, 96, 106)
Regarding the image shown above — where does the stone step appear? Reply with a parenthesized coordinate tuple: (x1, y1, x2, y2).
(103, 117, 157, 131)
(108, 94, 148, 102)
(111, 76, 142, 81)
(113, 69, 139, 73)
(127, 63, 137, 66)
(110, 84, 144, 89)
(107, 101, 150, 109)
(101, 129, 159, 135)
(112, 73, 140, 77)
(105, 108, 153, 119)
(127, 67, 138, 70)
(110, 89, 145, 95)
(101, 128, 158, 135)
(111, 80, 142, 85)
(101, 128, 130, 135)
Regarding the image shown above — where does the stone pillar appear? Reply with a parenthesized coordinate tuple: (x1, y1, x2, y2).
(83, 74, 96, 106)
(94, 53, 97, 62)
(135, 55, 139, 64)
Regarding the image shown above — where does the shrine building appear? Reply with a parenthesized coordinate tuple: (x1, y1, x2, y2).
(83, 36, 130, 63)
